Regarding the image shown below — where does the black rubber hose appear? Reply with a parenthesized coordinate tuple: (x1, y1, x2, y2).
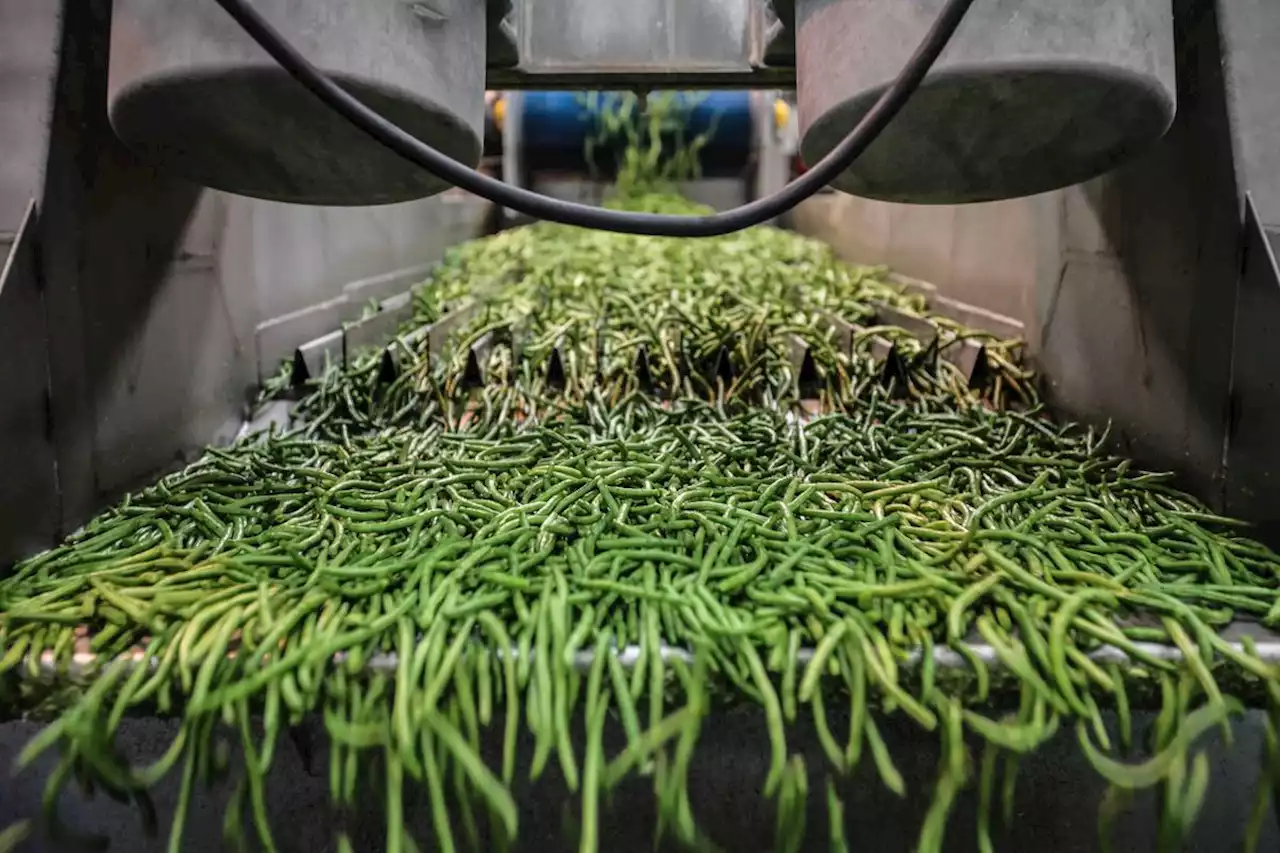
(213, 0, 975, 237)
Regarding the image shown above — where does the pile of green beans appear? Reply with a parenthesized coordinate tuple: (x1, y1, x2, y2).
(5, 395, 1280, 852)
(275, 190, 1034, 445)
(427, 192, 1034, 409)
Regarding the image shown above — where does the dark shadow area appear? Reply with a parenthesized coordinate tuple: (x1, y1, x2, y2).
(1224, 203, 1280, 546)
(0, 202, 59, 572)
(1, 706, 1275, 852)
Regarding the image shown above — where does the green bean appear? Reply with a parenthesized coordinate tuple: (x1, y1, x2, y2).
(425, 710, 518, 840)
(947, 574, 1001, 641)
(234, 700, 279, 853)
(738, 642, 786, 796)
(606, 645, 645, 764)
(1097, 784, 1132, 853)
(798, 621, 847, 703)
(603, 706, 697, 789)
(826, 778, 849, 853)
(580, 700, 608, 853)
(166, 727, 200, 853)
(420, 730, 457, 853)
(1162, 617, 1224, 714)
(1243, 711, 1279, 853)
(976, 744, 998, 853)
(1078, 699, 1241, 789)
(1174, 751, 1211, 846)
(1048, 590, 1116, 716)
(421, 617, 477, 711)
(667, 656, 707, 847)
(810, 679, 845, 773)
(863, 716, 905, 797)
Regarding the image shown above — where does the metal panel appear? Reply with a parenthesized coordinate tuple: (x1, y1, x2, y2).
(0, 0, 60, 234)
(488, 1, 794, 87)
(256, 265, 437, 383)
(293, 330, 345, 384)
(1219, 0, 1280, 228)
(0, 200, 58, 569)
(484, 0, 799, 87)
(343, 263, 436, 309)
(38, 0, 257, 530)
(256, 294, 353, 384)
(1224, 195, 1280, 541)
(1034, 0, 1243, 506)
(87, 262, 252, 498)
(343, 291, 417, 365)
(930, 296, 1024, 342)
(515, 0, 755, 73)
(224, 197, 485, 328)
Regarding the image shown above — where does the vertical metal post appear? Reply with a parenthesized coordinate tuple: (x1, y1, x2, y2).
(501, 91, 524, 221)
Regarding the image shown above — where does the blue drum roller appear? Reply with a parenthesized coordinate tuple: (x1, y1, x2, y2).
(518, 91, 755, 178)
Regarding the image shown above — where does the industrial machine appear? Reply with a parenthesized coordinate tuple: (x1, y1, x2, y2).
(102, 0, 1177, 209)
(484, 89, 797, 217)
(2, 0, 1280, 850)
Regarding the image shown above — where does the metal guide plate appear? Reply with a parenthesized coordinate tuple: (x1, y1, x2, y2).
(28, 622, 1280, 685)
(343, 292, 416, 366)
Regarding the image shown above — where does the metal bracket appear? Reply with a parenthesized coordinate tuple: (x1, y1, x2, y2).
(545, 343, 567, 389)
(873, 303, 939, 347)
(0, 199, 60, 569)
(342, 291, 416, 369)
(788, 334, 821, 400)
(402, 0, 451, 21)
(292, 330, 344, 386)
(491, 0, 794, 87)
(634, 346, 655, 393)
(873, 301, 995, 390)
(31, 619, 1280, 708)
(427, 302, 480, 362)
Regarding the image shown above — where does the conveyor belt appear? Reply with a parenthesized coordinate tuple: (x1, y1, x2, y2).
(92, 283, 1262, 707)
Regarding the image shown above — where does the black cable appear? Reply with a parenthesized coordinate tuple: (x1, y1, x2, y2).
(213, 0, 975, 237)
